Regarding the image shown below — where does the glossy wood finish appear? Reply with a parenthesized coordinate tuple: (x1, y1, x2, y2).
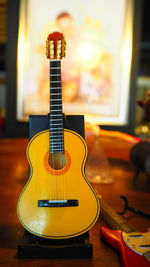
(17, 130, 100, 239)
(0, 136, 150, 266)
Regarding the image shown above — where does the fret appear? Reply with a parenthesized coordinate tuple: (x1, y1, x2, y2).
(50, 67, 61, 69)
(50, 138, 63, 141)
(50, 144, 63, 146)
(50, 86, 61, 89)
(50, 137, 63, 140)
(50, 87, 61, 90)
(50, 144, 64, 148)
(50, 125, 62, 127)
(50, 139, 63, 142)
(50, 93, 61, 95)
(50, 128, 62, 131)
(50, 61, 60, 65)
(50, 131, 63, 134)
(51, 148, 64, 151)
(50, 118, 63, 125)
(51, 81, 61, 83)
(50, 59, 60, 62)
(50, 110, 62, 112)
(50, 140, 63, 143)
(50, 141, 63, 143)
(50, 149, 63, 153)
(50, 126, 63, 128)
(50, 99, 61, 101)
(50, 118, 62, 121)
(50, 113, 63, 118)
(50, 123, 62, 125)
(51, 147, 64, 150)
(50, 146, 63, 149)
(50, 104, 62, 106)
(50, 119, 62, 122)
(50, 103, 62, 106)
(50, 143, 63, 146)
(50, 128, 63, 131)
(50, 144, 63, 147)
(50, 136, 63, 139)
(50, 148, 63, 152)
(50, 148, 63, 151)
(50, 145, 63, 148)
(50, 149, 63, 152)
(50, 114, 62, 116)
(50, 74, 61, 76)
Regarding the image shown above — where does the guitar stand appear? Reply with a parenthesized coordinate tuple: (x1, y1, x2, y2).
(118, 195, 150, 218)
(17, 230, 93, 259)
(17, 114, 93, 259)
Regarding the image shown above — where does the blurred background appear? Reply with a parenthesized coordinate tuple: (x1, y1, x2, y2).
(0, 3, 150, 263)
(0, 0, 150, 137)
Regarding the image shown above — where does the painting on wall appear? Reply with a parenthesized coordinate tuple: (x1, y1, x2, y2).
(17, 0, 134, 125)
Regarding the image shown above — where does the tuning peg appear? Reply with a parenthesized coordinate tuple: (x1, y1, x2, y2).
(61, 39, 66, 57)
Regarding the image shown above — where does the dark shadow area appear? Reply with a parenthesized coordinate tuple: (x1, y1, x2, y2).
(0, 223, 23, 249)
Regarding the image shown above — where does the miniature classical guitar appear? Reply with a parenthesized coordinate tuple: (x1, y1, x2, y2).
(100, 197, 150, 267)
(17, 32, 100, 239)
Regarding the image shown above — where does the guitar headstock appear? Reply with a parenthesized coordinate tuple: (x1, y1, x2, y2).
(46, 32, 66, 60)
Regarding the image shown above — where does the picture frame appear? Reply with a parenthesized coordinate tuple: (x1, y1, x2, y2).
(6, 0, 142, 137)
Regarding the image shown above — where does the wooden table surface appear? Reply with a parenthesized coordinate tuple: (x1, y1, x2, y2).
(0, 136, 150, 267)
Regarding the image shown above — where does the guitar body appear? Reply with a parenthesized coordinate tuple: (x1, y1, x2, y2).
(17, 129, 100, 239)
(100, 226, 150, 267)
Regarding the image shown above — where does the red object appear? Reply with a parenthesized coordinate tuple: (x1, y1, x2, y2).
(48, 32, 64, 41)
(100, 226, 150, 267)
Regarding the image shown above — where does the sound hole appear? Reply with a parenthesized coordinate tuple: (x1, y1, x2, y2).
(49, 152, 66, 170)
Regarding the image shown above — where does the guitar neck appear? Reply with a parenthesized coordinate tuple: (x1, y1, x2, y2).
(99, 196, 136, 233)
(49, 60, 64, 153)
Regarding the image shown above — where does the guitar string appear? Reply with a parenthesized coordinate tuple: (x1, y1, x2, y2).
(59, 59, 65, 201)
(50, 63, 54, 201)
(60, 60, 66, 201)
(59, 121, 64, 201)
(57, 60, 63, 201)
(60, 60, 65, 201)
(49, 44, 64, 202)
(62, 124, 65, 201)
(50, 60, 65, 201)
(64, 130, 66, 201)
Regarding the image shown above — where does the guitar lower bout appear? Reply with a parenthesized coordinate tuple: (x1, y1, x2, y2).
(17, 129, 100, 239)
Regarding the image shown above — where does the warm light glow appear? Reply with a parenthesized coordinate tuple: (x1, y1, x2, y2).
(142, 126, 149, 133)
(17, 0, 28, 120)
(78, 43, 97, 62)
(118, 0, 133, 125)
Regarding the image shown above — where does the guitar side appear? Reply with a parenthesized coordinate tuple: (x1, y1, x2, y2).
(100, 226, 150, 267)
(17, 129, 100, 239)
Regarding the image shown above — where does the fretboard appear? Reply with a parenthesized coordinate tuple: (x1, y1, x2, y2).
(49, 60, 64, 153)
(99, 197, 136, 233)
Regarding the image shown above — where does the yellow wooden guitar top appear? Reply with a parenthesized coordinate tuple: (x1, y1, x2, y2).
(17, 129, 100, 239)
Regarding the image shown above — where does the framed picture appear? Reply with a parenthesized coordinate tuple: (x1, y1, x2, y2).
(6, 0, 142, 137)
